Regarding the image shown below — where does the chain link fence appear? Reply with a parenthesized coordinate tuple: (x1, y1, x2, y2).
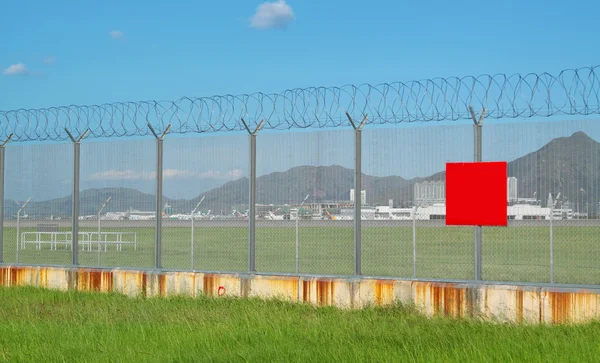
(4, 142, 73, 266)
(79, 138, 156, 269)
(255, 129, 354, 275)
(162, 133, 249, 272)
(2, 117, 600, 286)
(481, 119, 600, 284)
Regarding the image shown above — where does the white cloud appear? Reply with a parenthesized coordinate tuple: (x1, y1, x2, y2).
(88, 169, 155, 181)
(88, 168, 243, 181)
(198, 169, 243, 180)
(3, 63, 28, 76)
(250, 0, 295, 29)
(163, 169, 197, 179)
(227, 169, 243, 179)
(198, 170, 220, 179)
(109, 30, 124, 39)
(43, 56, 56, 65)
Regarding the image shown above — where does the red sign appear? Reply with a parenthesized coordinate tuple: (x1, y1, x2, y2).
(446, 162, 507, 226)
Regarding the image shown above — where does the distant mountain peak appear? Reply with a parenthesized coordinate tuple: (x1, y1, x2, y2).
(569, 131, 592, 141)
(536, 131, 596, 154)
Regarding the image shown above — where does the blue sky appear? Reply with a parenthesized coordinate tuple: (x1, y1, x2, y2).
(1, 0, 598, 110)
(1, 0, 599, 203)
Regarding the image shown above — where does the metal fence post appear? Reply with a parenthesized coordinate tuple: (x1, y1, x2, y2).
(148, 123, 171, 270)
(0, 134, 13, 263)
(65, 128, 90, 265)
(241, 119, 264, 273)
(469, 107, 486, 281)
(347, 112, 368, 276)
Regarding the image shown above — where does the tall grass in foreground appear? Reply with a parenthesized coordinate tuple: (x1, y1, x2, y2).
(0, 286, 598, 362)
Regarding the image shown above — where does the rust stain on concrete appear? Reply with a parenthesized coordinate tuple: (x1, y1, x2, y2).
(419, 282, 466, 318)
(39, 268, 47, 287)
(432, 284, 442, 313)
(158, 274, 167, 297)
(551, 292, 572, 324)
(103, 271, 113, 292)
(302, 280, 310, 302)
(414, 282, 430, 307)
(140, 273, 148, 297)
(90, 271, 102, 291)
(316, 280, 334, 306)
(10, 266, 24, 286)
(203, 274, 216, 296)
(442, 286, 464, 318)
(0, 267, 8, 285)
(76, 269, 112, 293)
(516, 290, 524, 323)
(192, 273, 197, 297)
(374, 280, 394, 306)
(291, 279, 299, 301)
(78, 270, 89, 291)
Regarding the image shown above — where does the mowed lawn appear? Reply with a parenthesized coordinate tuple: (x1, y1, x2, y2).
(3, 225, 600, 284)
(0, 286, 598, 362)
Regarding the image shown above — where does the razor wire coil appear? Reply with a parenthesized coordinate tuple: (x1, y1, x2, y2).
(0, 65, 598, 142)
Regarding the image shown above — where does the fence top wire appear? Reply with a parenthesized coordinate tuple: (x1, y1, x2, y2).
(1, 65, 599, 142)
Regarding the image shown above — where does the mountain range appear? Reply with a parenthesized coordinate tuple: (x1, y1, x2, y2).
(5, 131, 599, 218)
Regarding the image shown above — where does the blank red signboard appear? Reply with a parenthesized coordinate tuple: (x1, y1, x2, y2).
(446, 162, 507, 226)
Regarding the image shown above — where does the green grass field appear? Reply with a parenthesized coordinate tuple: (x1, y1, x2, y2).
(3, 225, 600, 285)
(0, 286, 598, 362)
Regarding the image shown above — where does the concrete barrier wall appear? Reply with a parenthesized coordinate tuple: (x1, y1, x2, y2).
(1, 265, 599, 324)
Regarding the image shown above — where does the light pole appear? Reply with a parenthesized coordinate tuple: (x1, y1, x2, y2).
(16, 197, 31, 263)
(191, 196, 205, 270)
(412, 194, 424, 278)
(549, 192, 560, 284)
(296, 194, 309, 274)
(97, 196, 112, 265)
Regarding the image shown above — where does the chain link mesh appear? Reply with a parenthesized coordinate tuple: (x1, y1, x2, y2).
(254, 129, 354, 275)
(79, 138, 155, 269)
(160, 133, 249, 272)
(5, 142, 72, 265)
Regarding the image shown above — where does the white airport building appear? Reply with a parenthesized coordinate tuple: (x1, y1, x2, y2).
(406, 177, 570, 220)
(286, 177, 568, 221)
(101, 177, 576, 222)
(349, 189, 367, 205)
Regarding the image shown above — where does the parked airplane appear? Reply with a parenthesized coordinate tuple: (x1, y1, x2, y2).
(265, 208, 283, 220)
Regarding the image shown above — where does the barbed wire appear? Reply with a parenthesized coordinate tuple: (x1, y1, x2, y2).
(1, 65, 599, 142)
